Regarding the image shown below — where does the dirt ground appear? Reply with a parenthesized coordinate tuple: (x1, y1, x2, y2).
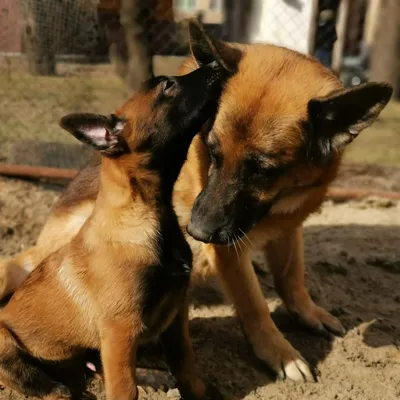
(0, 164, 399, 400)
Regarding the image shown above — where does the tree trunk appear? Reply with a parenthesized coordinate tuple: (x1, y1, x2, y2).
(370, 0, 400, 98)
(22, 0, 56, 76)
(119, 0, 154, 92)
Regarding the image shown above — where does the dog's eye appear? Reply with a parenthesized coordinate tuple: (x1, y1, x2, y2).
(250, 164, 284, 184)
(246, 158, 276, 181)
(208, 149, 222, 169)
(162, 78, 176, 96)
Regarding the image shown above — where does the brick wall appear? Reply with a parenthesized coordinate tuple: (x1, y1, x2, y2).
(0, 0, 21, 53)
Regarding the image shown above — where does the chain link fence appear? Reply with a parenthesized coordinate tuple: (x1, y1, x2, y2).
(0, 0, 398, 171)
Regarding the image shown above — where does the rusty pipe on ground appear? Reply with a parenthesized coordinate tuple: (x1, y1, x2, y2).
(1, 163, 400, 201)
(0, 164, 78, 181)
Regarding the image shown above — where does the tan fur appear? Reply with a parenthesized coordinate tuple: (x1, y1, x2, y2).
(0, 37, 391, 384)
(0, 79, 213, 399)
(171, 44, 348, 380)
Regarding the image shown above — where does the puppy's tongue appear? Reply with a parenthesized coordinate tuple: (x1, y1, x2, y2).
(86, 362, 97, 372)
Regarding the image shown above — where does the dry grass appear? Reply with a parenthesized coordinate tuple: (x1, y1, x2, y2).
(0, 56, 184, 164)
(0, 56, 182, 144)
(0, 56, 399, 166)
(344, 100, 400, 165)
(0, 68, 128, 146)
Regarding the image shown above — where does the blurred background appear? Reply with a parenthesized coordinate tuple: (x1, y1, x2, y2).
(0, 5, 399, 399)
(0, 0, 399, 171)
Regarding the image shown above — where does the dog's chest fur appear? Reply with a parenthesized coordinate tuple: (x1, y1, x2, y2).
(139, 212, 193, 339)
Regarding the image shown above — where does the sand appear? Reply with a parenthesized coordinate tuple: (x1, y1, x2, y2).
(0, 165, 399, 400)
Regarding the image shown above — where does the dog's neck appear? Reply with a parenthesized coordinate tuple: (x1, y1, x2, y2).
(84, 154, 182, 246)
(145, 134, 197, 202)
(95, 154, 182, 210)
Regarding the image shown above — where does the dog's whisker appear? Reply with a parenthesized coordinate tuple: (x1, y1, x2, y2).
(239, 228, 254, 249)
(235, 233, 246, 249)
(237, 234, 250, 251)
(232, 238, 240, 264)
(235, 234, 243, 252)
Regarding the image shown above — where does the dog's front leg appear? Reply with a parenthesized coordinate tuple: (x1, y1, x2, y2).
(205, 243, 314, 382)
(264, 225, 346, 337)
(100, 320, 139, 400)
(161, 301, 221, 399)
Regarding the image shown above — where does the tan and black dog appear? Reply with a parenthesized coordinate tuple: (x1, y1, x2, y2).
(0, 20, 393, 382)
(0, 61, 227, 399)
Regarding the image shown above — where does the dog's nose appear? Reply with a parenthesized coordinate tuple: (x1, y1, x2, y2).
(186, 222, 214, 243)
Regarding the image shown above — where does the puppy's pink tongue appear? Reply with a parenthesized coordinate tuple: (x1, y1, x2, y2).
(86, 362, 97, 372)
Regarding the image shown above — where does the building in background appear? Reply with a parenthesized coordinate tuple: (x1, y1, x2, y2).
(0, 0, 397, 94)
(173, 0, 224, 24)
(0, 0, 313, 57)
(247, 0, 317, 55)
(0, 0, 229, 57)
(0, 0, 22, 53)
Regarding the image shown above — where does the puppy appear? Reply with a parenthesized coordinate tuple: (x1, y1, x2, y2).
(0, 61, 227, 400)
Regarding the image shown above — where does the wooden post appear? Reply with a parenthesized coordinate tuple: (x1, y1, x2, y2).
(308, 0, 319, 55)
(22, 0, 56, 76)
(119, 0, 154, 92)
(345, 0, 366, 55)
(370, 0, 400, 98)
(363, 0, 381, 47)
(332, 0, 350, 74)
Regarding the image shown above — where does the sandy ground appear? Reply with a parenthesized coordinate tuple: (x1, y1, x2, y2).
(0, 165, 399, 400)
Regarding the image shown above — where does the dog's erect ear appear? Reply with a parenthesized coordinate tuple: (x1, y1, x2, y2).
(307, 82, 393, 163)
(60, 113, 128, 156)
(188, 18, 242, 73)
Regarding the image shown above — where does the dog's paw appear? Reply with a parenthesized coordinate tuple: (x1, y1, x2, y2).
(275, 358, 315, 382)
(251, 329, 315, 382)
(291, 303, 346, 339)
